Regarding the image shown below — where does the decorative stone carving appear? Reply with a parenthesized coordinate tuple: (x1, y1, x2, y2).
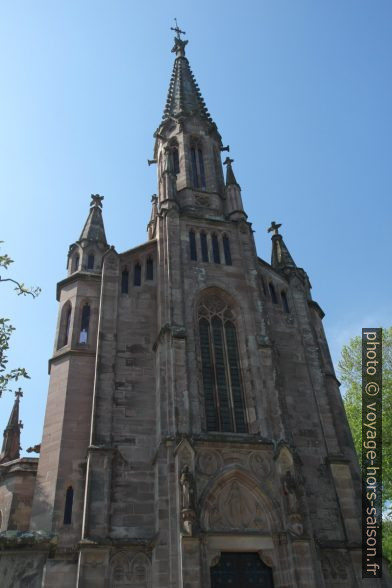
(249, 451, 270, 478)
(206, 480, 268, 531)
(287, 513, 303, 537)
(110, 552, 151, 588)
(179, 465, 196, 535)
(197, 450, 220, 476)
(321, 550, 348, 581)
(282, 470, 300, 514)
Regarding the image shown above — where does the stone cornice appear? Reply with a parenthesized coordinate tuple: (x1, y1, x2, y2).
(56, 271, 102, 301)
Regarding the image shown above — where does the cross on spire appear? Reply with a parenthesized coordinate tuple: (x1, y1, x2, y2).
(90, 194, 104, 209)
(268, 221, 282, 235)
(223, 157, 234, 166)
(15, 388, 23, 400)
(171, 18, 186, 39)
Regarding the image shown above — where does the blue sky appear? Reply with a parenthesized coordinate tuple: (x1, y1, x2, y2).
(1, 1, 391, 452)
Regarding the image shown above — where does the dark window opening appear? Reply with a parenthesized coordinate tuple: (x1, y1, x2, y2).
(198, 149, 206, 190)
(269, 282, 278, 304)
(212, 234, 220, 264)
(121, 269, 129, 293)
(134, 263, 142, 286)
(189, 230, 197, 261)
(281, 291, 290, 313)
(63, 486, 73, 525)
(191, 148, 199, 188)
(171, 147, 180, 174)
(146, 258, 154, 280)
(63, 306, 72, 347)
(200, 232, 209, 262)
(223, 235, 232, 265)
(261, 276, 267, 296)
(87, 254, 94, 270)
(72, 254, 79, 272)
(79, 303, 90, 344)
(199, 313, 247, 433)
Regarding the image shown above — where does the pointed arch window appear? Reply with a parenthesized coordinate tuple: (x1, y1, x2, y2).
(63, 486, 73, 525)
(269, 282, 278, 304)
(198, 296, 247, 433)
(200, 232, 209, 262)
(87, 254, 94, 270)
(121, 269, 129, 293)
(171, 146, 180, 175)
(79, 303, 90, 344)
(223, 235, 232, 265)
(281, 291, 290, 313)
(146, 258, 154, 280)
(72, 254, 79, 273)
(189, 230, 197, 261)
(134, 263, 142, 286)
(58, 303, 72, 349)
(212, 234, 220, 264)
(190, 142, 206, 190)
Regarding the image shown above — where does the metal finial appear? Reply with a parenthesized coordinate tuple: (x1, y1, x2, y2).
(268, 221, 282, 235)
(15, 388, 23, 400)
(171, 18, 186, 39)
(90, 194, 104, 208)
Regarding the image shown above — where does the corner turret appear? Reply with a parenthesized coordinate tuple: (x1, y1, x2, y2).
(0, 388, 23, 464)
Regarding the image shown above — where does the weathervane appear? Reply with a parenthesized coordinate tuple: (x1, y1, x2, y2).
(268, 221, 282, 235)
(171, 18, 186, 40)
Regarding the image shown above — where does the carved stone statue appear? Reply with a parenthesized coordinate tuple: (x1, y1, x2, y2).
(179, 465, 196, 535)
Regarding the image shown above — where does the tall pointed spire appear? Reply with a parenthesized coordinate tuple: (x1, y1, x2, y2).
(79, 194, 107, 244)
(268, 222, 297, 270)
(161, 27, 215, 125)
(0, 388, 23, 463)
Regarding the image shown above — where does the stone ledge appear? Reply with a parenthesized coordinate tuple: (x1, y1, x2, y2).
(0, 531, 56, 551)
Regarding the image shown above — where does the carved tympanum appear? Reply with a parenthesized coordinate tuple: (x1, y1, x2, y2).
(206, 480, 267, 531)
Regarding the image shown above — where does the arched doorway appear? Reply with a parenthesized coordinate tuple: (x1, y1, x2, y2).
(210, 552, 274, 587)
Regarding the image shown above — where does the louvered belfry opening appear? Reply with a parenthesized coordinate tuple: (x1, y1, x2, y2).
(198, 293, 247, 433)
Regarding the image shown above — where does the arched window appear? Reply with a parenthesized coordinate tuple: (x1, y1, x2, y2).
(63, 486, 73, 525)
(281, 291, 290, 313)
(87, 254, 95, 270)
(171, 146, 180, 174)
(223, 235, 232, 265)
(63, 305, 72, 347)
(198, 295, 247, 433)
(212, 234, 220, 264)
(134, 263, 142, 286)
(190, 143, 206, 190)
(57, 303, 72, 349)
(72, 254, 79, 273)
(200, 232, 209, 262)
(79, 303, 90, 344)
(146, 258, 154, 280)
(269, 282, 278, 304)
(189, 230, 197, 261)
(121, 269, 129, 293)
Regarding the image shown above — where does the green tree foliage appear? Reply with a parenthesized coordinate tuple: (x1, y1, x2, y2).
(0, 242, 41, 397)
(338, 328, 392, 570)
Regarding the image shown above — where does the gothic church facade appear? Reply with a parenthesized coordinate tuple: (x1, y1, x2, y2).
(0, 32, 386, 588)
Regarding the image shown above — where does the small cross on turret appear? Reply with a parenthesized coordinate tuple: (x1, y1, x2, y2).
(268, 221, 282, 236)
(90, 194, 104, 209)
(171, 18, 186, 40)
(223, 157, 234, 167)
(15, 387, 23, 400)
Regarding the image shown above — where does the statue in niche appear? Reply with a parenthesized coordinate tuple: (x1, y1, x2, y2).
(179, 465, 196, 535)
(282, 470, 300, 514)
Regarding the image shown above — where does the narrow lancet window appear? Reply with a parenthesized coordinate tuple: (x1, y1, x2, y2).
(281, 291, 290, 313)
(63, 486, 74, 525)
(87, 254, 94, 270)
(189, 230, 197, 261)
(198, 149, 206, 190)
(269, 282, 278, 304)
(212, 234, 220, 264)
(198, 296, 247, 433)
(171, 147, 180, 174)
(134, 263, 142, 286)
(146, 258, 154, 280)
(223, 235, 232, 265)
(64, 306, 72, 347)
(191, 148, 199, 188)
(79, 303, 90, 344)
(121, 269, 129, 293)
(200, 232, 209, 262)
(72, 254, 79, 273)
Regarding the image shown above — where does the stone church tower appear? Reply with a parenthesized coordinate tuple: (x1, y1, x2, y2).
(1, 30, 390, 588)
